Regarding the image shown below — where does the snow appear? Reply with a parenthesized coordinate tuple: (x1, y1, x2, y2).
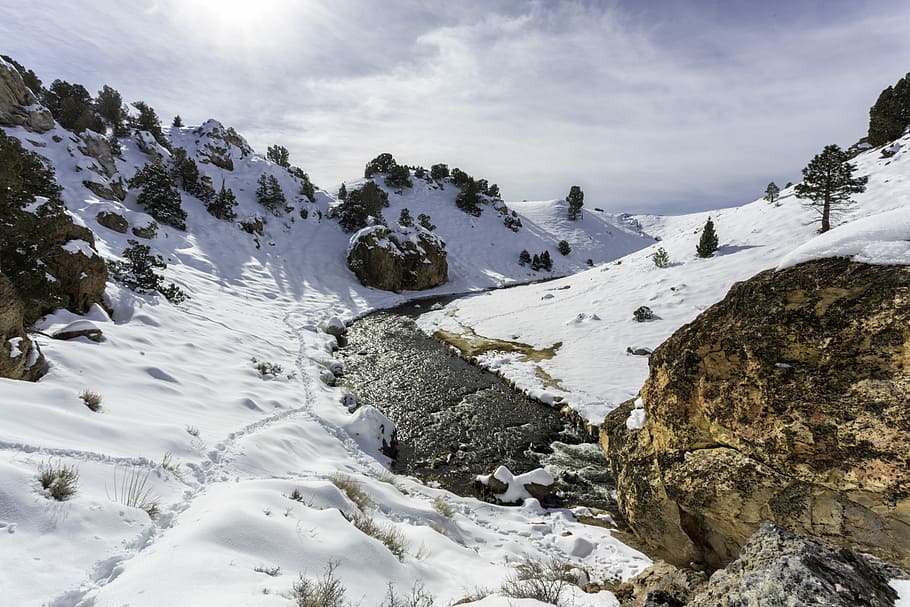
(419, 130, 910, 423)
(61, 239, 98, 257)
(7, 337, 23, 358)
(0, 120, 651, 606)
(625, 397, 646, 430)
(476, 466, 554, 504)
(893, 579, 910, 607)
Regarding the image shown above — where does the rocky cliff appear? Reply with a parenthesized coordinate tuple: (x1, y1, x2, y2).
(602, 258, 910, 569)
(0, 57, 54, 133)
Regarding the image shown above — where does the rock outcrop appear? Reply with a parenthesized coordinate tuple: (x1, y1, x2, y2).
(347, 224, 447, 292)
(96, 211, 129, 233)
(602, 259, 910, 569)
(0, 275, 46, 381)
(0, 58, 54, 133)
(192, 119, 253, 171)
(39, 221, 108, 317)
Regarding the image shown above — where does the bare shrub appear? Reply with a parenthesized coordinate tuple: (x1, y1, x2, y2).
(343, 511, 407, 560)
(500, 555, 578, 606)
(38, 460, 79, 501)
(431, 497, 455, 518)
(382, 581, 436, 607)
(329, 473, 370, 510)
(80, 389, 102, 412)
(290, 561, 348, 607)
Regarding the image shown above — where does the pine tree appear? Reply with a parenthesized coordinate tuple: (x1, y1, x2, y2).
(131, 101, 169, 149)
(364, 153, 397, 178)
(487, 183, 501, 199)
(868, 73, 910, 147)
(450, 168, 471, 188)
(430, 164, 449, 181)
(651, 247, 670, 268)
(530, 254, 541, 271)
(763, 182, 780, 204)
(338, 183, 347, 201)
(540, 250, 553, 271)
(256, 174, 287, 215)
(455, 178, 483, 216)
(794, 144, 868, 233)
(45, 79, 103, 134)
(385, 164, 412, 189)
(172, 115, 183, 128)
(267, 145, 290, 168)
(696, 217, 719, 258)
(398, 208, 413, 227)
(518, 249, 531, 266)
(566, 185, 584, 220)
(417, 213, 435, 231)
(169, 148, 213, 202)
(206, 181, 238, 221)
(129, 162, 186, 230)
(336, 182, 389, 232)
(557, 240, 571, 256)
(95, 85, 127, 135)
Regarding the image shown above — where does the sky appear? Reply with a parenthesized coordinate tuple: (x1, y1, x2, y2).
(2, 0, 909, 213)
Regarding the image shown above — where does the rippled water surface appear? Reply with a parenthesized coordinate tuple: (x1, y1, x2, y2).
(337, 298, 615, 508)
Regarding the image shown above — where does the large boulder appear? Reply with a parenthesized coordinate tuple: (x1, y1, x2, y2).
(347, 224, 447, 292)
(602, 259, 910, 569)
(0, 274, 45, 381)
(0, 58, 54, 133)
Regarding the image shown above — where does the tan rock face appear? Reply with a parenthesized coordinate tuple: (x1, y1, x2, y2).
(0, 274, 45, 381)
(347, 225, 448, 292)
(0, 59, 54, 133)
(602, 259, 910, 568)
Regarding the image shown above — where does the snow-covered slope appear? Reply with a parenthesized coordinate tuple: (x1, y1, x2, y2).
(419, 133, 910, 423)
(0, 117, 651, 606)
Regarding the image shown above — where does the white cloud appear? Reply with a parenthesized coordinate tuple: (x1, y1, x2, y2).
(2, 0, 908, 212)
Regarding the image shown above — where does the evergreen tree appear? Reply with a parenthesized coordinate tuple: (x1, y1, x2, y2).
(131, 101, 169, 148)
(129, 162, 187, 230)
(696, 217, 719, 258)
(95, 85, 127, 135)
(417, 213, 436, 231)
(0, 130, 67, 319)
(455, 178, 483, 216)
(518, 249, 531, 266)
(385, 164, 412, 189)
(107, 240, 187, 303)
(794, 144, 868, 233)
(651, 247, 670, 268)
(430, 163, 449, 181)
(487, 183, 501, 199)
(206, 181, 238, 221)
(557, 240, 571, 256)
(336, 181, 389, 232)
(450, 168, 471, 188)
(540, 250, 553, 271)
(364, 153, 397, 178)
(168, 147, 213, 202)
(267, 144, 290, 168)
(297, 171, 316, 202)
(566, 185, 584, 220)
(338, 183, 347, 200)
(398, 208, 413, 227)
(172, 115, 184, 128)
(785, 181, 794, 189)
(256, 174, 287, 215)
(530, 254, 541, 271)
(45, 79, 103, 133)
(868, 73, 910, 146)
(763, 182, 780, 204)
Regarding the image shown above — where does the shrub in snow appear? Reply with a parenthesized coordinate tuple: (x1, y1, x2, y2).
(794, 144, 868, 233)
(500, 555, 578, 605)
(290, 166, 317, 202)
(256, 173, 287, 215)
(107, 241, 188, 304)
(343, 511, 408, 560)
(558, 240, 571, 256)
(291, 561, 349, 607)
(251, 357, 283, 377)
(518, 249, 531, 266)
(38, 460, 79, 501)
(381, 582, 436, 607)
(503, 213, 522, 232)
(651, 246, 670, 268)
(566, 185, 584, 220)
(696, 217, 719, 258)
(129, 161, 186, 230)
(633, 305, 654, 322)
(329, 473, 370, 510)
(79, 389, 102, 412)
(432, 497, 455, 518)
(110, 466, 160, 518)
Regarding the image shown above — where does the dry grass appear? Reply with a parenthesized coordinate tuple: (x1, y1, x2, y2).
(291, 561, 348, 607)
(110, 466, 160, 518)
(79, 389, 102, 412)
(160, 451, 184, 481)
(381, 581, 436, 607)
(433, 327, 561, 362)
(329, 473, 370, 510)
(343, 511, 407, 560)
(431, 497, 455, 518)
(38, 460, 79, 501)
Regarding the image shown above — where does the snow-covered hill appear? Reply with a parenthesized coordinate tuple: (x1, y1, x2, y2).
(418, 133, 910, 423)
(0, 109, 653, 606)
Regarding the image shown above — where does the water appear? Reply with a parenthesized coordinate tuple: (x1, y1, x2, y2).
(336, 299, 616, 509)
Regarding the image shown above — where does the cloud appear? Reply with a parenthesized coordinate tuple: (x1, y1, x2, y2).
(2, 0, 909, 212)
